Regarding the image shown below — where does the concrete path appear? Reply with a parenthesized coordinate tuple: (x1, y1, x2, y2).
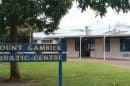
(67, 58, 130, 68)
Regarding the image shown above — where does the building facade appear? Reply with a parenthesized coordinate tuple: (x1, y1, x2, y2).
(65, 37, 130, 60)
(33, 31, 130, 60)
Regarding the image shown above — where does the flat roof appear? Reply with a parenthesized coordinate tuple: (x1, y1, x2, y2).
(33, 29, 130, 39)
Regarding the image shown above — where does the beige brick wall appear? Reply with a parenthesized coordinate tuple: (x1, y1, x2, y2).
(91, 38, 104, 58)
(91, 38, 130, 59)
(65, 37, 130, 59)
(66, 38, 79, 58)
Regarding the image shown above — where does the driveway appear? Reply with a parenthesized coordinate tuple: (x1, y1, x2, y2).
(67, 58, 130, 68)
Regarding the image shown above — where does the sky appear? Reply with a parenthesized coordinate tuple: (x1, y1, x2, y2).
(59, 2, 130, 34)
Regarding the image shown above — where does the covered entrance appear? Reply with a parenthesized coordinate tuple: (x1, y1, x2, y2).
(81, 39, 91, 57)
(75, 37, 95, 58)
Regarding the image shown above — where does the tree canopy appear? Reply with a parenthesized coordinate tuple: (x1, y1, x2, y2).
(0, 0, 72, 35)
(76, 0, 130, 16)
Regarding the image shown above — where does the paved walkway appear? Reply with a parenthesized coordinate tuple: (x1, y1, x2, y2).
(67, 58, 130, 68)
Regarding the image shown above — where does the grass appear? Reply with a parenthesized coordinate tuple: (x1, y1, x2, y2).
(0, 62, 130, 86)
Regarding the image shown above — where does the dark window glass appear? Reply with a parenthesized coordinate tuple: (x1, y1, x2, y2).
(75, 38, 95, 51)
(105, 38, 110, 51)
(75, 39, 80, 51)
(120, 38, 130, 51)
(90, 39, 95, 51)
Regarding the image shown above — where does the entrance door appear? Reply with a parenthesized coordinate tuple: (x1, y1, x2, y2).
(81, 39, 90, 57)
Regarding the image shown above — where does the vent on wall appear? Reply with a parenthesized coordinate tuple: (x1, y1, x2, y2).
(122, 54, 130, 57)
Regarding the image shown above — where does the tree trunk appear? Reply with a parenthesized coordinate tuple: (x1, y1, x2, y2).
(10, 63, 21, 81)
(9, 14, 21, 81)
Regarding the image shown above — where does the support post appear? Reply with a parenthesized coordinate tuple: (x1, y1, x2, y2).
(59, 61, 62, 86)
(58, 42, 62, 86)
(80, 36, 82, 59)
(103, 36, 106, 60)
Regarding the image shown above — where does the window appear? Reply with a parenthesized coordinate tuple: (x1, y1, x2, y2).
(120, 38, 130, 51)
(75, 39, 80, 51)
(105, 38, 110, 51)
(75, 38, 95, 51)
(90, 39, 95, 51)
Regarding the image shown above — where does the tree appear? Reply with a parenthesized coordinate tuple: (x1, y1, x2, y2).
(76, 0, 130, 17)
(0, 0, 72, 81)
(0, 0, 130, 82)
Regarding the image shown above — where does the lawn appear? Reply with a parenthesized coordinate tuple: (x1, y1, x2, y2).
(0, 62, 130, 86)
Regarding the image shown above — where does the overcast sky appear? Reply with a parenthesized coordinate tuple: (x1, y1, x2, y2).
(59, 2, 130, 34)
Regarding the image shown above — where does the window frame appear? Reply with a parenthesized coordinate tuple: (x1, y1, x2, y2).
(105, 38, 110, 51)
(75, 38, 95, 51)
(75, 39, 80, 51)
(120, 38, 130, 52)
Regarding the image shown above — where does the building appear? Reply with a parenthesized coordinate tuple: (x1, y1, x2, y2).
(33, 28, 130, 60)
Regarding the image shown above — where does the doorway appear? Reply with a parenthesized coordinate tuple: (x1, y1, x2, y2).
(81, 39, 91, 57)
